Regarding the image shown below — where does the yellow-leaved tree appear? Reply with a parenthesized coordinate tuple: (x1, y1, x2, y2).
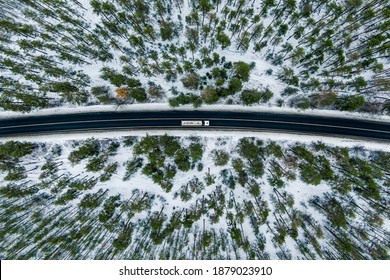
(115, 87, 129, 100)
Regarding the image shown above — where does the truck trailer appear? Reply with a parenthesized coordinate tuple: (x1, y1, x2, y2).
(181, 120, 209, 126)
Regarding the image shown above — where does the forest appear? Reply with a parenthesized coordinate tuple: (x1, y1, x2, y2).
(0, 135, 388, 259)
(0, 0, 389, 112)
(0, 0, 389, 261)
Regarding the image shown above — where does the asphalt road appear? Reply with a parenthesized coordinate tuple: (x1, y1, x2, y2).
(1, 111, 390, 141)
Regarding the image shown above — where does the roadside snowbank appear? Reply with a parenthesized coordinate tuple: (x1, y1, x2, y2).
(1, 103, 390, 123)
(2, 129, 390, 152)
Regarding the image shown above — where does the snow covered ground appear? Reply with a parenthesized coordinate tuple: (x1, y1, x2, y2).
(2, 0, 388, 116)
(1, 126, 390, 152)
(2, 103, 390, 123)
(1, 131, 389, 259)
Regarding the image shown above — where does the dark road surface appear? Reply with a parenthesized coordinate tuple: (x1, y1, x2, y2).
(1, 111, 390, 141)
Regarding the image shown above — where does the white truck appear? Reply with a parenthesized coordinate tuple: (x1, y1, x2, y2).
(181, 120, 209, 126)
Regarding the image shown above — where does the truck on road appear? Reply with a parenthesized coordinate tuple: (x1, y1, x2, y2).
(181, 120, 209, 126)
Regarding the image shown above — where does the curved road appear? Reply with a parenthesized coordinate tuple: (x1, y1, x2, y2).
(1, 111, 390, 141)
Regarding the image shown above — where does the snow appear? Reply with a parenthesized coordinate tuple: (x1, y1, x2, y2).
(1, 130, 389, 259)
(2, 127, 390, 153)
(2, 0, 389, 120)
(2, 103, 390, 124)
(218, 49, 285, 95)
